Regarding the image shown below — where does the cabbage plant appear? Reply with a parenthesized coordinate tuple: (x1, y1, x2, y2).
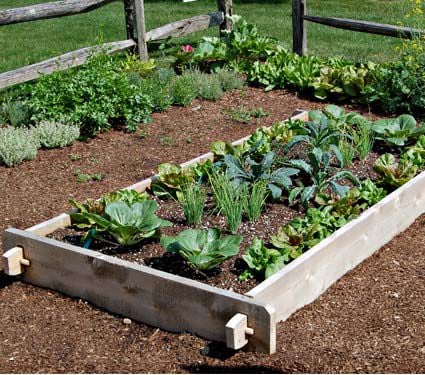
(81, 200, 172, 246)
(161, 228, 242, 271)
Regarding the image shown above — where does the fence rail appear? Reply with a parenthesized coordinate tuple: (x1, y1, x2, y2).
(0, 0, 232, 90)
(292, 0, 425, 55)
(0, 0, 115, 26)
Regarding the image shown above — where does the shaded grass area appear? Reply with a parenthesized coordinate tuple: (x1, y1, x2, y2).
(0, 0, 423, 73)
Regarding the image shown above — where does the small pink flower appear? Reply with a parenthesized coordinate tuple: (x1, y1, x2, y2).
(182, 44, 194, 53)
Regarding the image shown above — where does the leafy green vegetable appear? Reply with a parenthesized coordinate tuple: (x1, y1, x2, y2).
(151, 163, 196, 198)
(240, 238, 288, 281)
(224, 152, 299, 199)
(372, 114, 425, 147)
(161, 228, 242, 271)
(404, 135, 425, 167)
(288, 147, 359, 206)
(373, 153, 417, 189)
(70, 189, 148, 228)
(81, 200, 172, 246)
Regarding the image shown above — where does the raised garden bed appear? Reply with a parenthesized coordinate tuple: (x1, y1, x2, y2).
(4, 109, 425, 354)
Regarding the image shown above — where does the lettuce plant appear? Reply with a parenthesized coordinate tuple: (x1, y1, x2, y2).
(161, 228, 242, 271)
(151, 163, 196, 198)
(404, 135, 425, 167)
(240, 238, 288, 281)
(73, 200, 171, 246)
(373, 153, 417, 189)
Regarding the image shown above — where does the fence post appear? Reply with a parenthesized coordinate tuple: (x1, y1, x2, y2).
(217, 0, 233, 35)
(123, 0, 148, 60)
(292, 0, 307, 55)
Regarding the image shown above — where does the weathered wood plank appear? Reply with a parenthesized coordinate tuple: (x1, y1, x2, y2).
(133, 0, 148, 60)
(26, 213, 71, 236)
(0, 39, 136, 89)
(0, 0, 116, 26)
(3, 228, 276, 353)
(146, 12, 224, 42)
(216, 0, 233, 34)
(292, 0, 307, 55)
(247, 170, 425, 322)
(303, 15, 425, 39)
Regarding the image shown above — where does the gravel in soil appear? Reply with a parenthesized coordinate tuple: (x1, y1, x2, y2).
(1, 88, 423, 373)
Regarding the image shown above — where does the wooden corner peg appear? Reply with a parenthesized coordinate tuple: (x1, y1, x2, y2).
(2, 247, 30, 276)
(225, 313, 254, 350)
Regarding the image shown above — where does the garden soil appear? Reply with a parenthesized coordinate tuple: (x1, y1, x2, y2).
(0, 88, 424, 373)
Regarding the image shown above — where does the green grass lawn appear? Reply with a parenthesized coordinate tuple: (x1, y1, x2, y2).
(0, 0, 423, 73)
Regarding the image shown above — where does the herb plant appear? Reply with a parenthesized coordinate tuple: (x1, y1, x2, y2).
(0, 127, 39, 167)
(243, 180, 268, 222)
(179, 182, 206, 225)
(208, 170, 245, 233)
(161, 228, 242, 271)
(33, 121, 80, 148)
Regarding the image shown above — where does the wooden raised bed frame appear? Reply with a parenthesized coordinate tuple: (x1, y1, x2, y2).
(4, 110, 425, 354)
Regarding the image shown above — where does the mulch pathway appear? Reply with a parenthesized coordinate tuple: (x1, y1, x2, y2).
(1, 88, 424, 373)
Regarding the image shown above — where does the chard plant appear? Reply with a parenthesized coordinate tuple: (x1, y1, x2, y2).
(161, 228, 242, 271)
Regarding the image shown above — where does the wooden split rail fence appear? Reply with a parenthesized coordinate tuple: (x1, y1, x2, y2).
(292, 0, 425, 56)
(0, 0, 233, 90)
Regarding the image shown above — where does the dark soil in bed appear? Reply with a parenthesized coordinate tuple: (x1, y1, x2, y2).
(48, 197, 303, 294)
(1, 88, 424, 373)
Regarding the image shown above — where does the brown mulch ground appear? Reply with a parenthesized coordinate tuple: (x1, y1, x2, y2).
(1, 88, 424, 373)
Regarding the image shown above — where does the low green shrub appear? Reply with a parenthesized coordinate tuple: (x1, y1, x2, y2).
(194, 73, 223, 101)
(0, 100, 32, 128)
(27, 53, 152, 136)
(171, 73, 198, 106)
(0, 127, 39, 167)
(216, 69, 245, 91)
(33, 121, 80, 148)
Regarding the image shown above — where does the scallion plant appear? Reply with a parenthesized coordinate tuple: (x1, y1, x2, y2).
(179, 182, 206, 225)
(209, 170, 244, 234)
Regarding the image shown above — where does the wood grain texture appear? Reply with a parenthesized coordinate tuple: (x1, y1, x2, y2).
(133, 0, 148, 60)
(0, 0, 116, 26)
(3, 228, 276, 353)
(292, 0, 307, 55)
(146, 12, 223, 42)
(247, 170, 425, 322)
(0, 39, 136, 89)
(303, 15, 425, 39)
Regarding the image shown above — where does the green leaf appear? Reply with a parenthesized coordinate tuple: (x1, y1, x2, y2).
(161, 228, 242, 271)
